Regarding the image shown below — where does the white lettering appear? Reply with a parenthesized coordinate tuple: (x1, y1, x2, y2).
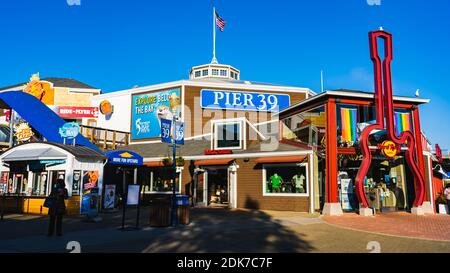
(243, 93, 254, 107)
(213, 91, 224, 105)
(232, 92, 242, 106)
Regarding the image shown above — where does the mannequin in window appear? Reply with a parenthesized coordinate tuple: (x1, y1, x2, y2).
(270, 173, 282, 193)
(292, 172, 306, 193)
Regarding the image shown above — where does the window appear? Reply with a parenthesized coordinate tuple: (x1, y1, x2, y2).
(202, 69, 208, 76)
(212, 69, 219, 76)
(282, 106, 325, 148)
(150, 167, 181, 193)
(220, 70, 227, 77)
(230, 71, 235, 79)
(214, 121, 243, 150)
(263, 163, 308, 196)
(32, 172, 48, 196)
(195, 71, 201, 78)
(0, 172, 8, 195)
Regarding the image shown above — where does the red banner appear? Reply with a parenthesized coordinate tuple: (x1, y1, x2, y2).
(58, 106, 99, 118)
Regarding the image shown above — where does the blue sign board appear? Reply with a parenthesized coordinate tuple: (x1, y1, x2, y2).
(58, 122, 80, 140)
(131, 89, 181, 140)
(160, 119, 184, 145)
(105, 150, 143, 166)
(161, 118, 172, 144)
(200, 89, 291, 112)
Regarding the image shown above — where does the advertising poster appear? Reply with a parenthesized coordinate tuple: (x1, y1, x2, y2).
(72, 171, 81, 196)
(104, 184, 116, 209)
(83, 171, 99, 194)
(131, 88, 181, 140)
(81, 187, 99, 216)
(126, 184, 140, 206)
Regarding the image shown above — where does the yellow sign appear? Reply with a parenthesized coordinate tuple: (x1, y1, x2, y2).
(22, 74, 55, 105)
(99, 100, 113, 115)
(378, 140, 399, 158)
(14, 122, 34, 142)
(119, 152, 133, 158)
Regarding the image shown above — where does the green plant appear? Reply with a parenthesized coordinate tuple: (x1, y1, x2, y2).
(162, 156, 185, 167)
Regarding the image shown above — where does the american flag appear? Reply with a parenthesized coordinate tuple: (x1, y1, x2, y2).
(215, 11, 226, 32)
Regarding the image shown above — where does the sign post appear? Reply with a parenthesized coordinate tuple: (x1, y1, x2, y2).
(161, 118, 184, 227)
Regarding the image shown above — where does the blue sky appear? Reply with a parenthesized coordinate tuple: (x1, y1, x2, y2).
(0, 0, 449, 148)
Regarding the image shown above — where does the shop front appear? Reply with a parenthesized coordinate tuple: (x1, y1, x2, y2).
(0, 142, 106, 215)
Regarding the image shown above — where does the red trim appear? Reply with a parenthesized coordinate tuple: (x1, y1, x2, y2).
(194, 159, 233, 167)
(255, 155, 306, 164)
(326, 100, 338, 203)
(279, 139, 313, 150)
(144, 161, 165, 167)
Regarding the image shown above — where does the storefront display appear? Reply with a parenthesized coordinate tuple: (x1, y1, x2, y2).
(264, 164, 308, 195)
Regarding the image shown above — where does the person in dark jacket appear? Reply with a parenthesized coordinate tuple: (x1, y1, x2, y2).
(47, 179, 68, 236)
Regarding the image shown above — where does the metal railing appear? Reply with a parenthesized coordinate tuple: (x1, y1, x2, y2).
(79, 125, 130, 151)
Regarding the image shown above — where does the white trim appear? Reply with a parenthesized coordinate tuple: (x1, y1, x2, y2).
(106, 79, 313, 97)
(278, 90, 430, 116)
(262, 163, 309, 197)
(142, 150, 313, 162)
(212, 119, 245, 151)
(147, 168, 182, 194)
(426, 154, 435, 213)
(308, 153, 314, 213)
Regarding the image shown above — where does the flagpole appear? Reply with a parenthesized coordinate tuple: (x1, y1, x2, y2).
(211, 6, 218, 64)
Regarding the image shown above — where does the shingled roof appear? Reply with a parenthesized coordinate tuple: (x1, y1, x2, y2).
(0, 77, 98, 91)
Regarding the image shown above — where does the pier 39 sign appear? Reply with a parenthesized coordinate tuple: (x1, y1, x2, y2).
(200, 90, 290, 112)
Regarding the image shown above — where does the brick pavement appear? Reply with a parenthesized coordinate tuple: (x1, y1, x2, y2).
(323, 212, 450, 241)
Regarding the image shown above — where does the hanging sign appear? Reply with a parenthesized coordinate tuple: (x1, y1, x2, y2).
(175, 121, 184, 145)
(161, 118, 172, 144)
(14, 122, 34, 142)
(200, 89, 291, 112)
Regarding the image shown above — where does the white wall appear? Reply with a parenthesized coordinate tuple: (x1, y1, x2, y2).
(87, 91, 131, 132)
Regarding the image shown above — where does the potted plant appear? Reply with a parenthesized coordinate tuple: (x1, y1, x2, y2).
(436, 193, 449, 214)
(162, 156, 185, 167)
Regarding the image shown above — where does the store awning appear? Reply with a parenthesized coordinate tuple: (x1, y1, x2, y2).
(254, 155, 307, 164)
(195, 159, 234, 167)
(105, 150, 143, 166)
(2, 147, 67, 162)
(144, 161, 165, 167)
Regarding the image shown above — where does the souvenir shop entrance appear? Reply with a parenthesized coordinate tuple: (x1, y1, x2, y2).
(195, 166, 229, 208)
(338, 152, 415, 213)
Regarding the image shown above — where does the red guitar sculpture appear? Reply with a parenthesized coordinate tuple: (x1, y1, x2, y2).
(355, 30, 425, 209)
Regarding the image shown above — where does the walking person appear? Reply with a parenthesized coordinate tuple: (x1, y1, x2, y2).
(47, 179, 68, 236)
(444, 183, 450, 215)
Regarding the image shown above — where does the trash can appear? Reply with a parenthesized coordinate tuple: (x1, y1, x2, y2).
(149, 196, 171, 227)
(176, 195, 190, 225)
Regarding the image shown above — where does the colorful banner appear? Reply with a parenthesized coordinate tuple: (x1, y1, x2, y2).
(340, 108, 358, 142)
(394, 112, 412, 136)
(131, 89, 181, 140)
(83, 171, 99, 194)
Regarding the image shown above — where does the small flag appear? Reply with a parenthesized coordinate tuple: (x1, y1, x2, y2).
(215, 11, 226, 32)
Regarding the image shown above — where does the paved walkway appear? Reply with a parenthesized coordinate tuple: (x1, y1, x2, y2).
(1, 208, 449, 253)
(323, 212, 450, 241)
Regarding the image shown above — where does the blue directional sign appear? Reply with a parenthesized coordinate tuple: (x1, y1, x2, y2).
(161, 118, 172, 143)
